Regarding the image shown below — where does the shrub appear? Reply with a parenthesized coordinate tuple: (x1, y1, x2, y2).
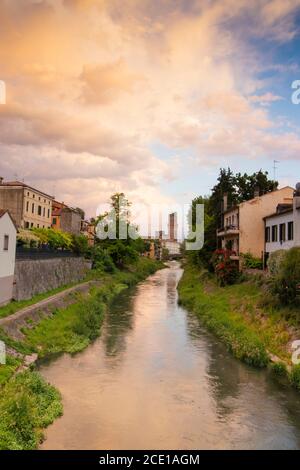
(71, 234, 89, 256)
(241, 252, 263, 270)
(271, 362, 287, 377)
(290, 364, 300, 390)
(267, 250, 286, 276)
(211, 249, 239, 286)
(91, 246, 116, 273)
(271, 247, 300, 307)
(0, 371, 62, 450)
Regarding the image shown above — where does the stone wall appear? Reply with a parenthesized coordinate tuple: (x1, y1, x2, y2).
(13, 257, 92, 301)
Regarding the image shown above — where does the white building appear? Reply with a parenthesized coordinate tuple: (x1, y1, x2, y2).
(264, 184, 300, 256)
(0, 210, 17, 306)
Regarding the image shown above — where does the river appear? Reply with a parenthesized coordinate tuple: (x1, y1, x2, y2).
(39, 262, 300, 449)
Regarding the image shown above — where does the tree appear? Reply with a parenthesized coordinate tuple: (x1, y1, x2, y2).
(187, 168, 278, 269)
(235, 170, 278, 202)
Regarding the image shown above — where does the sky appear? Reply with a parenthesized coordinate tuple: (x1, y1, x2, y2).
(0, 0, 300, 220)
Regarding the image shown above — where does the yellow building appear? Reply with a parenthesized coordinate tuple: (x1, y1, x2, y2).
(217, 187, 294, 262)
(0, 179, 53, 229)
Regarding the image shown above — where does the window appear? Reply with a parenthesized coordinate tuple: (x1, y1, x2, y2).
(25, 221, 29, 229)
(288, 221, 294, 241)
(279, 223, 286, 243)
(26, 201, 29, 212)
(53, 217, 57, 225)
(31, 222, 34, 228)
(43, 207, 45, 217)
(265, 226, 270, 243)
(38, 205, 42, 216)
(3, 235, 9, 251)
(32, 203, 35, 214)
(272, 225, 278, 242)
(48, 209, 50, 218)
(33, 194, 35, 199)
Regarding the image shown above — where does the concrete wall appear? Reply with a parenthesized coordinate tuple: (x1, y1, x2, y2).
(239, 187, 294, 258)
(13, 257, 92, 301)
(0, 212, 17, 305)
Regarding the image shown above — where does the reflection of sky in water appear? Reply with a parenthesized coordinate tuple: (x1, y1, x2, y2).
(40, 262, 300, 450)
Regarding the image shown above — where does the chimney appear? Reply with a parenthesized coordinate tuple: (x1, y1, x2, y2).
(254, 186, 260, 198)
(223, 193, 228, 212)
(0, 176, 3, 185)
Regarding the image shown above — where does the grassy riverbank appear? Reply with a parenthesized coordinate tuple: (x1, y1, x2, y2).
(178, 264, 300, 376)
(0, 257, 163, 450)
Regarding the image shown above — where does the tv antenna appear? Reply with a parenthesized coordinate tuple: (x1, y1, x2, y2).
(273, 160, 279, 181)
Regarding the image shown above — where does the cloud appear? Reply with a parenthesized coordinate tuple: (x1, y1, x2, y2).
(1, 0, 300, 215)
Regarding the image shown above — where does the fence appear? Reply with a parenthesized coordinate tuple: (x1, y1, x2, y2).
(16, 246, 79, 261)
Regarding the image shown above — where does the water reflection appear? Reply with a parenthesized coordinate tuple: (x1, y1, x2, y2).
(39, 262, 300, 450)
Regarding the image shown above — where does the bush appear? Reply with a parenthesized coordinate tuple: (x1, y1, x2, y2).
(71, 234, 89, 256)
(267, 250, 286, 276)
(271, 248, 300, 307)
(91, 246, 116, 273)
(211, 249, 240, 286)
(32, 228, 73, 250)
(271, 362, 287, 377)
(0, 371, 62, 450)
(290, 364, 300, 390)
(242, 252, 263, 270)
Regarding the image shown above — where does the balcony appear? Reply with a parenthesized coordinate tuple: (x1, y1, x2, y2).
(217, 224, 240, 237)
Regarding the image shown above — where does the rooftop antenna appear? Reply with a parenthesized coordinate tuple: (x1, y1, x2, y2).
(273, 160, 279, 181)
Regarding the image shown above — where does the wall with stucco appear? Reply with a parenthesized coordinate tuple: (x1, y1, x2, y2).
(239, 187, 294, 258)
(0, 212, 17, 306)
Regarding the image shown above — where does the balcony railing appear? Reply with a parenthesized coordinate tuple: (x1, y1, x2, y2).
(217, 224, 239, 235)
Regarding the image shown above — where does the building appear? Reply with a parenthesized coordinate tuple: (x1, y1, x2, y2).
(264, 184, 300, 257)
(0, 178, 53, 229)
(81, 219, 96, 246)
(168, 212, 178, 241)
(0, 210, 17, 306)
(217, 186, 294, 262)
(52, 200, 82, 235)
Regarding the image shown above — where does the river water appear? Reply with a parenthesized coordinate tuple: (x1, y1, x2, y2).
(40, 262, 300, 449)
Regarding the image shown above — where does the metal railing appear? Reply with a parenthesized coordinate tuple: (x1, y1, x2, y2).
(16, 246, 79, 261)
(217, 224, 239, 233)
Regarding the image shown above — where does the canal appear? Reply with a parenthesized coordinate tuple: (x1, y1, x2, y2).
(40, 262, 300, 449)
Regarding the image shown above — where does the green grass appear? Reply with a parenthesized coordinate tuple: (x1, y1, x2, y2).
(0, 371, 62, 450)
(178, 263, 300, 372)
(0, 280, 88, 319)
(178, 265, 269, 367)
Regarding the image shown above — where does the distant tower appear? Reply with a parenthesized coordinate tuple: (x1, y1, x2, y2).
(168, 212, 178, 241)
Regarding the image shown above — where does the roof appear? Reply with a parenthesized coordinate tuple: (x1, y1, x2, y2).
(0, 181, 54, 199)
(240, 186, 294, 206)
(264, 205, 293, 220)
(0, 209, 18, 231)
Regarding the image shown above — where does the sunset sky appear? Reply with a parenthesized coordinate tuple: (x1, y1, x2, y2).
(0, 0, 300, 217)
